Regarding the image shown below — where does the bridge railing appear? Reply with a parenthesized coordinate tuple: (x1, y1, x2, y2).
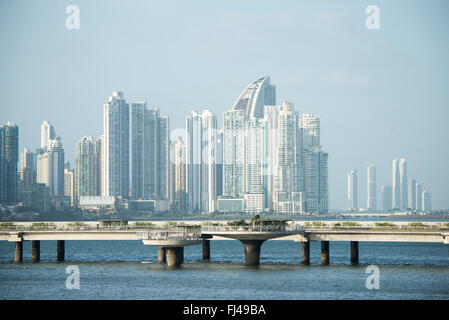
(201, 225, 304, 233)
(137, 230, 202, 241)
(304, 225, 449, 232)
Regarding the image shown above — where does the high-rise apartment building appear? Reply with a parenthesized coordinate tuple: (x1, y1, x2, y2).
(0, 122, 19, 204)
(75, 136, 99, 203)
(186, 110, 218, 212)
(382, 184, 392, 212)
(131, 103, 169, 201)
(222, 110, 245, 200)
(392, 159, 401, 209)
(408, 178, 416, 210)
(422, 190, 431, 211)
(169, 137, 186, 212)
(415, 182, 423, 212)
(399, 158, 408, 209)
(103, 91, 129, 198)
(347, 169, 358, 211)
(47, 137, 65, 197)
(367, 164, 376, 211)
(40, 121, 55, 151)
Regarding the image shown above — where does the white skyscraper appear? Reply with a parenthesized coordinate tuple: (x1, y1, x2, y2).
(103, 91, 129, 198)
(422, 190, 431, 211)
(367, 164, 376, 211)
(300, 113, 328, 214)
(169, 137, 186, 211)
(399, 158, 408, 210)
(47, 137, 65, 196)
(415, 182, 423, 212)
(40, 121, 55, 151)
(348, 169, 358, 211)
(392, 159, 400, 209)
(222, 110, 245, 199)
(408, 178, 416, 210)
(186, 110, 217, 212)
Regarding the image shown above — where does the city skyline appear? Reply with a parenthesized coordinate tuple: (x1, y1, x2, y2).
(2, 1, 448, 209)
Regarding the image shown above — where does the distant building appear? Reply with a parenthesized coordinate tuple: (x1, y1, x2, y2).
(40, 121, 55, 151)
(103, 91, 129, 198)
(422, 191, 431, 211)
(408, 178, 416, 210)
(131, 103, 169, 201)
(415, 183, 423, 212)
(382, 184, 392, 212)
(392, 159, 400, 209)
(186, 110, 218, 213)
(22, 183, 51, 212)
(169, 137, 186, 212)
(348, 169, 358, 211)
(75, 136, 100, 204)
(367, 164, 376, 211)
(0, 122, 19, 204)
(399, 158, 408, 210)
(64, 168, 75, 205)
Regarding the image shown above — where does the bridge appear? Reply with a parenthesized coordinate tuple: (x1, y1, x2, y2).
(0, 221, 447, 267)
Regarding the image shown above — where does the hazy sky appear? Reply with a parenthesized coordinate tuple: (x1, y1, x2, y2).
(1, 0, 448, 210)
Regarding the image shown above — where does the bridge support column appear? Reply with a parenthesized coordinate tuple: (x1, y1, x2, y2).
(240, 240, 265, 266)
(158, 247, 166, 264)
(202, 239, 210, 261)
(14, 241, 23, 263)
(321, 241, 329, 265)
(32, 240, 40, 263)
(179, 247, 184, 264)
(166, 247, 183, 268)
(57, 240, 65, 262)
(301, 241, 310, 265)
(350, 241, 359, 265)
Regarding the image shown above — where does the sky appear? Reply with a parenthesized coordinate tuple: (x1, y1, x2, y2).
(1, 0, 448, 210)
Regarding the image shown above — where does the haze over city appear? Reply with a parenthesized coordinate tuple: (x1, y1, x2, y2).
(1, 0, 448, 209)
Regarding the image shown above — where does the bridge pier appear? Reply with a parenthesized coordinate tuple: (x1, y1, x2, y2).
(321, 241, 329, 265)
(158, 247, 166, 264)
(165, 247, 183, 268)
(240, 240, 265, 266)
(301, 241, 310, 265)
(179, 247, 184, 264)
(32, 240, 40, 263)
(14, 241, 23, 263)
(350, 241, 359, 265)
(202, 239, 210, 261)
(57, 240, 65, 262)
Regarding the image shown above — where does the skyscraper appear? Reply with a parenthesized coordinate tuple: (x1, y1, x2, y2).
(392, 159, 400, 209)
(75, 136, 99, 203)
(367, 164, 376, 211)
(103, 91, 129, 198)
(300, 113, 327, 214)
(222, 110, 245, 200)
(169, 137, 186, 212)
(186, 110, 218, 212)
(232, 76, 276, 119)
(382, 184, 392, 212)
(131, 103, 169, 201)
(40, 121, 55, 151)
(19, 147, 36, 199)
(422, 191, 431, 211)
(0, 122, 19, 204)
(347, 169, 358, 211)
(415, 182, 423, 212)
(408, 178, 416, 210)
(47, 137, 65, 197)
(399, 158, 408, 209)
